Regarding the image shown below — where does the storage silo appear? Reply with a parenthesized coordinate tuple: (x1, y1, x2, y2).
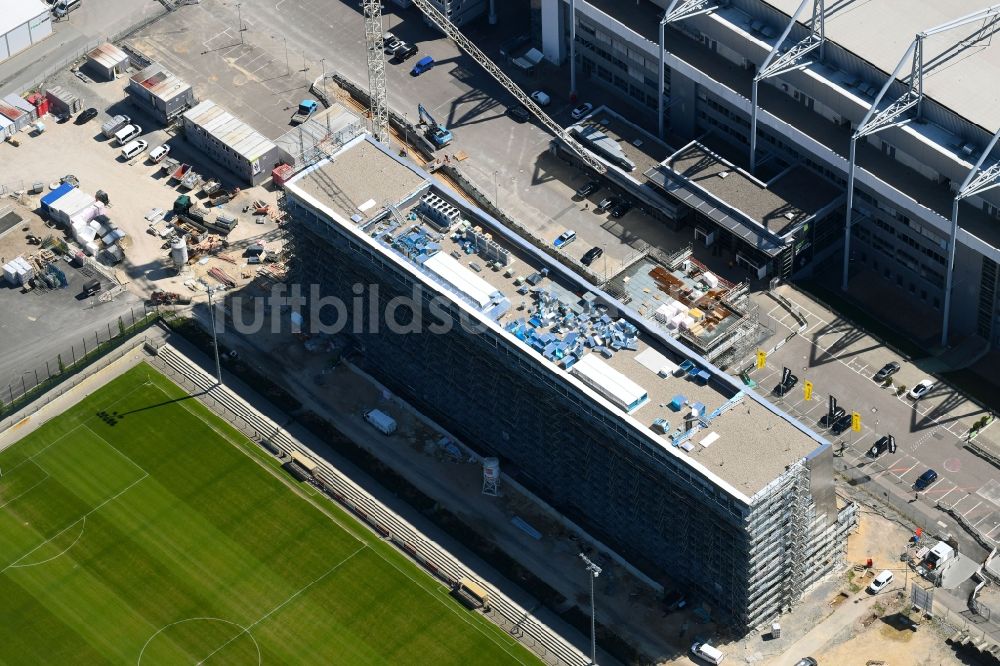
(170, 237, 188, 270)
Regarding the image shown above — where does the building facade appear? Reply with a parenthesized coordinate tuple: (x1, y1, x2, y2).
(539, 0, 1000, 349)
(0, 0, 52, 64)
(282, 136, 855, 630)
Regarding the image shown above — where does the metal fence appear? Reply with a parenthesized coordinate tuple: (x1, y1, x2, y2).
(0, 305, 157, 418)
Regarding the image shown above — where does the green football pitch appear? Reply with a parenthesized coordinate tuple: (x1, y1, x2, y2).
(0, 363, 535, 664)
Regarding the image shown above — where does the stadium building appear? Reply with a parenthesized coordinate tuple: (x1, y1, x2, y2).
(281, 134, 856, 630)
(536, 0, 1000, 350)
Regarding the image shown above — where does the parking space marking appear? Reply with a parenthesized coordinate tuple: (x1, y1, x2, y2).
(987, 523, 1000, 539)
(962, 501, 984, 518)
(932, 483, 959, 502)
(923, 477, 945, 493)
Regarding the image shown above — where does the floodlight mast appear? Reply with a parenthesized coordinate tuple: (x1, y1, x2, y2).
(841, 3, 1000, 336)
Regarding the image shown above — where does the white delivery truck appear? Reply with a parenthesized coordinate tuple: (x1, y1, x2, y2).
(364, 409, 397, 435)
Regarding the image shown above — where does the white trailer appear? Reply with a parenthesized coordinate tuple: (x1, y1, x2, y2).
(364, 409, 397, 435)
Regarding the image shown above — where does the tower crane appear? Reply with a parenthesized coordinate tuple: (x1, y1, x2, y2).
(362, 1, 390, 143)
(361, 0, 606, 174)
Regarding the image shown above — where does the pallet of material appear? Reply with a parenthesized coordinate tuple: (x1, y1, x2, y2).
(207, 267, 236, 288)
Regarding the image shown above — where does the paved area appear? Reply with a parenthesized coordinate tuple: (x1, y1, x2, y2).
(0, 0, 164, 96)
(753, 285, 998, 552)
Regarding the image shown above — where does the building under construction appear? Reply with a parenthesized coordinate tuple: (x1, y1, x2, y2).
(281, 134, 856, 631)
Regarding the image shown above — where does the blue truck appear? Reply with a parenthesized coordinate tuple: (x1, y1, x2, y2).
(290, 99, 318, 125)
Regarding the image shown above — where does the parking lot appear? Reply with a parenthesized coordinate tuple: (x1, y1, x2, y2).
(753, 286, 998, 549)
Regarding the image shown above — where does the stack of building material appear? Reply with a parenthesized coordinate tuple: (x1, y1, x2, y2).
(3, 257, 33, 286)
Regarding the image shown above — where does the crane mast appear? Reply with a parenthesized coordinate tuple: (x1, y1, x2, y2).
(362, 0, 390, 144)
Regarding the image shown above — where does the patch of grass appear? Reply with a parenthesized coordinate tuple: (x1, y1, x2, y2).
(0, 363, 533, 664)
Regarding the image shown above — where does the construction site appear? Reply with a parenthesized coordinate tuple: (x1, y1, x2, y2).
(280, 127, 857, 631)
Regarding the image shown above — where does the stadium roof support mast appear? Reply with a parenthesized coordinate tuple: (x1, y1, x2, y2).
(749, 0, 826, 173)
(842, 3, 1000, 306)
(659, 0, 719, 138)
(408, 0, 606, 174)
(363, 0, 390, 144)
(942, 127, 1000, 345)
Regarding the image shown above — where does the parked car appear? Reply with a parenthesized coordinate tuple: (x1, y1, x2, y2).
(581, 246, 604, 266)
(831, 413, 853, 435)
(595, 196, 615, 213)
(873, 361, 900, 383)
(553, 230, 577, 249)
(120, 139, 148, 160)
(571, 102, 594, 120)
(530, 90, 551, 106)
(574, 180, 601, 199)
(773, 373, 799, 397)
(690, 641, 725, 665)
(819, 406, 846, 427)
(148, 144, 170, 163)
(610, 199, 633, 218)
(75, 107, 98, 124)
(792, 659, 817, 666)
(507, 105, 531, 123)
(909, 378, 935, 399)
(867, 435, 896, 458)
(410, 55, 435, 76)
(867, 570, 893, 594)
(383, 32, 401, 53)
(914, 469, 938, 490)
(393, 42, 418, 61)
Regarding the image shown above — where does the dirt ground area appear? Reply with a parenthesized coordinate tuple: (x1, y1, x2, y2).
(812, 616, 962, 666)
(0, 68, 286, 302)
(847, 508, 916, 572)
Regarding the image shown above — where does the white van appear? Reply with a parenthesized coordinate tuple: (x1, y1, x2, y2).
(53, 0, 82, 16)
(691, 642, 725, 664)
(114, 124, 141, 146)
(120, 139, 148, 160)
(363, 409, 397, 435)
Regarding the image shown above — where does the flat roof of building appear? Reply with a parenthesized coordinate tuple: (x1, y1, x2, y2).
(764, 0, 1000, 131)
(87, 43, 128, 70)
(182, 100, 276, 163)
(291, 137, 427, 220)
(646, 140, 842, 253)
(130, 62, 191, 103)
(0, 0, 48, 32)
(284, 136, 826, 501)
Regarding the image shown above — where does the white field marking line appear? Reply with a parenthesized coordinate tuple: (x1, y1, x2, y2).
(962, 501, 984, 518)
(195, 544, 369, 665)
(362, 541, 536, 665)
(145, 379, 372, 544)
(2, 473, 148, 573)
(80, 423, 148, 477)
(8, 516, 86, 569)
(0, 379, 152, 475)
(0, 471, 50, 510)
(137, 617, 260, 666)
